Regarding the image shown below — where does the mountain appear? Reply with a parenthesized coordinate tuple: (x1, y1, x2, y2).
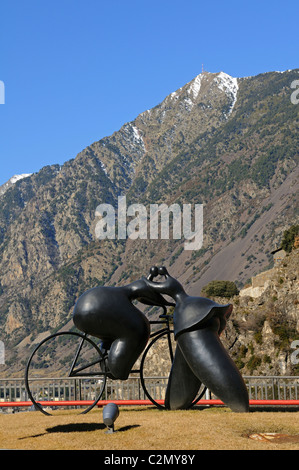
(0, 69, 298, 376)
(0, 174, 32, 197)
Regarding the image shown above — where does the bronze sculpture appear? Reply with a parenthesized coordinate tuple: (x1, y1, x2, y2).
(73, 266, 249, 412)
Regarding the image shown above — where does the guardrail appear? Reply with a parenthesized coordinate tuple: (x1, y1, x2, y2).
(245, 376, 299, 401)
(1, 399, 299, 410)
(0, 376, 299, 410)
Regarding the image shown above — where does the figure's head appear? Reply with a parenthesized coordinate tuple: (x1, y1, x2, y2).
(147, 265, 168, 280)
(144, 266, 186, 299)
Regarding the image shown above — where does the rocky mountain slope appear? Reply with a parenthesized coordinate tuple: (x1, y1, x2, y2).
(0, 69, 298, 376)
(225, 248, 299, 376)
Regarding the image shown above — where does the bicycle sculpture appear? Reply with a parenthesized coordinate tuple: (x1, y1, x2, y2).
(25, 266, 249, 415)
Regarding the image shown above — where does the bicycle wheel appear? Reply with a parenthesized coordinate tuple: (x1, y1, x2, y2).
(140, 329, 206, 409)
(25, 331, 107, 415)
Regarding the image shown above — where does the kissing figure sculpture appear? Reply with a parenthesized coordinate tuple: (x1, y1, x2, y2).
(144, 267, 249, 413)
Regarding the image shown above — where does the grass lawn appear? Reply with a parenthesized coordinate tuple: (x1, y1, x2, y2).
(0, 406, 298, 451)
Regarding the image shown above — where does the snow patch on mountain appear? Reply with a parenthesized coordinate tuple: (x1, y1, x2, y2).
(131, 125, 145, 148)
(0, 173, 32, 196)
(10, 174, 32, 184)
(98, 160, 109, 177)
(188, 74, 203, 100)
(214, 72, 239, 116)
(123, 123, 145, 151)
(170, 90, 179, 100)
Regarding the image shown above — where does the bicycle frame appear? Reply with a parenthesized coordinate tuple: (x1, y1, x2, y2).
(25, 310, 207, 414)
(68, 333, 106, 378)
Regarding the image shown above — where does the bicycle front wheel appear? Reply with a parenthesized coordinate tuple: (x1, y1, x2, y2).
(25, 331, 107, 415)
(140, 329, 206, 409)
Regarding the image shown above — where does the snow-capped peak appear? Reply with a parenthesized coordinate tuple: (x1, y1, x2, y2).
(214, 72, 239, 116)
(0, 173, 32, 196)
(9, 174, 32, 184)
(187, 74, 203, 100)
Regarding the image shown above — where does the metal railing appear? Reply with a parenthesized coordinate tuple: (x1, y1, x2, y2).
(0, 376, 168, 404)
(0, 376, 299, 407)
(245, 376, 299, 401)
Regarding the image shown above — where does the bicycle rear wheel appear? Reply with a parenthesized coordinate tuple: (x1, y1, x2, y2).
(25, 331, 107, 415)
(140, 329, 206, 409)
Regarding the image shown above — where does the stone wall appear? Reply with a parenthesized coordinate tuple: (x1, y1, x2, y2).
(240, 268, 275, 298)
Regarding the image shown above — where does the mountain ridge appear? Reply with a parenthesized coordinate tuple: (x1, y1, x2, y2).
(0, 68, 298, 376)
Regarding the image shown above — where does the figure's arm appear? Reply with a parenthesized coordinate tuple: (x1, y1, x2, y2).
(128, 274, 174, 307)
(143, 266, 185, 300)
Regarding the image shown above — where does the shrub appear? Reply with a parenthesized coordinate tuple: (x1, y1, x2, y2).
(263, 354, 271, 364)
(201, 280, 239, 298)
(254, 331, 263, 344)
(247, 355, 261, 373)
(281, 225, 299, 253)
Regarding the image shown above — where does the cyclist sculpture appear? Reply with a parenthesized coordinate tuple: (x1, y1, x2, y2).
(73, 266, 249, 413)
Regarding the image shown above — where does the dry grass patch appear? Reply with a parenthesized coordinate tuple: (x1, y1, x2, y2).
(0, 406, 298, 450)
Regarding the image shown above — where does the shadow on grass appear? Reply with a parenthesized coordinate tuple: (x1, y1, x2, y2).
(19, 422, 140, 440)
(46, 422, 106, 433)
(46, 423, 140, 433)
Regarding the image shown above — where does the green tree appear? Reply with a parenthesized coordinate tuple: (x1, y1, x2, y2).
(281, 225, 299, 253)
(201, 280, 239, 298)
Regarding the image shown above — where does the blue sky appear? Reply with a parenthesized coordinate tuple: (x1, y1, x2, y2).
(0, 0, 298, 186)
